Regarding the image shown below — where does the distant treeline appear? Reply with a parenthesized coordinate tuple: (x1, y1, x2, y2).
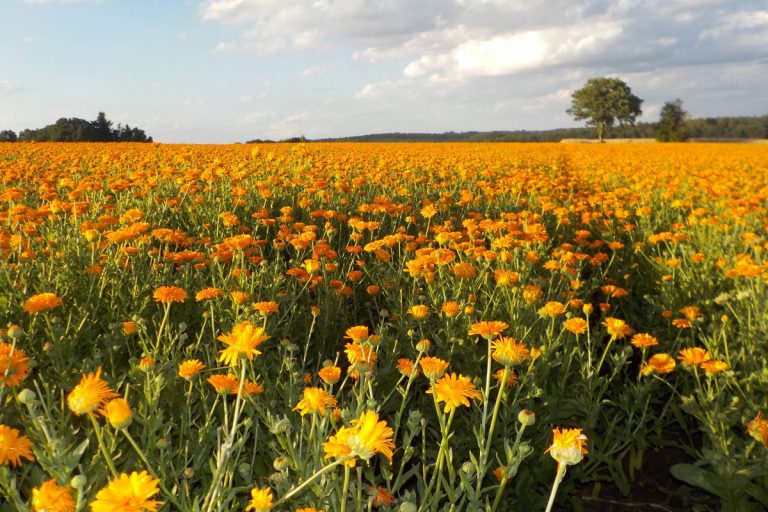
(0, 112, 152, 143)
(310, 115, 768, 143)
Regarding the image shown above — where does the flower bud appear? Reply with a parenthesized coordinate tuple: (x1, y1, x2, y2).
(518, 409, 536, 426)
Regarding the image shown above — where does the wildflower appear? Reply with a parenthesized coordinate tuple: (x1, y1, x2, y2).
(370, 486, 396, 507)
(293, 387, 337, 416)
(324, 410, 395, 467)
(318, 366, 341, 384)
(344, 343, 376, 367)
(153, 286, 187, 303)
(407, 305, 430, 319)
(208, 372, 238, 393)
(122, 321, 138, 335)
(630, 333, 658, 349)
(640, 354, 676, 375)
(428, 373, 482, 413)
(242, 379, 265, 396)
(178, 359, 206, 380)
(230, 291, 249, 304)
(344, 326, 370, 343)
(678, 306, 700, 321)
(195, 287, 224, 301)
(563, 318, 588, 335)
(602, 317, 633, 340)
(700, 360, 728, 373)
(493, 269, 519, 287)
(415, 338, 431, 352)
(138, 357, 155, 372)
(677, 347, 711, 367)
(441, 301, 461, 317)
(491, 337, 531, 366)
(90, 471, 162, 512)
(522, 284, 543, 303)
(245, 487, 273, 512)
(538, 302, 567, 317)
(0, 424, 34, 466)
(547, 428, 588, 466)
(493, 368, 518, 387)
(453, 262, 476, 279)
(672, 318, 691, 329)
(23, 292, 62, 314)
(31, 480, 75, 512)
(746, 413, 768, 447)
(0, 342, 30, 387)
(218, 321, 269, 366)
(101, 398, 133, 429)
(419, 356, 449, 380)
(67, 368, 118, 416)
(468, 321, 509, 340)
(253, 301, 279, 315)
(397, 358, 417, 377)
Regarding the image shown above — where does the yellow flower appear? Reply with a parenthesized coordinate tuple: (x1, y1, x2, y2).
(700, 359, 728, 373)
(427, 373, 482, 413)
(344, 325, 371, 343)
(23, 292, 62, 314)
(67, 368, 118, 416)
(178, 359, 206, 380)
(640, 353, 676, 375)
(32, 480, 75, 512)
(547, 428, 588, 466)
(468, 321, 508, 340)
(138, 356, 155, 372)
(217, 321, 270, 366)
(538, 301, 567, 317)
(245, 487, 273, 512)
(602, 317, 633, 340)
(0, 341, 30, 387)
(419, 356, 449, 380)
(563, 317, 588, 335)
(407, 304, 430, 320)
(101, 398, 133, 429)
(324, 410, 395, 467)
(90, 471, 162, 512)
(677, 347, 710, 367)
(0, 424, 34, 467)
(293, 387, 337, 416)
(152, 286, 187, 303)
(491, 337, 531, 366)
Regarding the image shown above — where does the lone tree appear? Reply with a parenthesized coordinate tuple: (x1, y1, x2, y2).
(567, 77, 643, 142)
(0, 130, 17, 142)
(655, 99, 688, 142)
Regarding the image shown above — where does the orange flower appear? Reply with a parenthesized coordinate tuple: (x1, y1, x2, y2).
(323, 410, 395, 467)
(101, 398, 133, 429)
(370, 486, 396, 507)
(563, 318, 588, 335)
(0, 342, 30, 387)
(641, 353, 676, 375)
(207, 374, 239, 394)
(67, 368, 118, 416)
(195, 287, 224, 301)
(397, 358, 417, 377)
(677, 347, 711, 367)
(538, 301, 567, 317)
(700, 360, 728, 373)
(678, 306, 700, 321)
(491, 337, 531, 366)
(318, 365, 342, 384)
(0, 424, 35, 467)
(179, 359, 206, 380)
(746, 413, 768, 447)
(253, 301, 279, 315)
(344, 326, 370, 343)
(441, 301, 461, 317)
(493, 368, 518, 387)
(293, 387, 337, 416)
(407, 304, 430, 319)
(547, 427, 588, 466)
(31, 479, 75, 512)
(122, 321, 138, 335)
(630, 333, 658, 349)
(218, 321, 270, 366)
(452, 262, 476, 279)
(23, 292, 62, 314)
(602, 317, 633, 340)
(468, 321, 509, 340)
(427, 373, 482, 413)
(153, 286, 187, 303)
(419, 356, 449, 380)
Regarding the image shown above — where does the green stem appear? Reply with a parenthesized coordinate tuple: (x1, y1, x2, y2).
(545, 463, 567, 512)
(341, 465, 351, 512)
(89, 415, 118, 478)
(273, 457, 349, 507)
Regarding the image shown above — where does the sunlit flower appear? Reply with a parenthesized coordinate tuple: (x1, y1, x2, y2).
(0, 424, 34, 467)
(138, 357, 155, 372)
(344, 326, 370, 343)
(419, 356, 449, 380)
(252, 301, 279, 315)
(67, 368, 118, 416)
(441, 301, 461, 317)
(195, 287, 224, 301)
(318, 365, 342, 384)
(630, 333, 658, 349)
(245, 487, 273, 512)
(427, 373, 482, 413)
(122, 321, 138, 335)
(468, 321, 509, 340)
(538, 301, 567, 317)
(178, 359, 206, 380)
(397, 358, 417, 377)
(640, 353, 676, 375)
(0, 342, 30, 387)
(700, 359, 728, 374)
(23, 292, 62, 314)
(293, 387, 337, 416)
(602, 317, 633, 340)
(207, 374, 239, 394)
(563, 318, 588, 335)
(747, 413, 768, 447)
(31, 480, 75, 512)
(547, 428, 588, 466)
(153, 286, 187, 303)
(324, 410, 395, 467)
(677, 347, 711, 367)
(493, 368, 518, 387)
(101, 398, 133, 429)
(407, 304, 430, 319)
(217, 321, 269, 366)
(491, 337, 531, 366)
(90, 471, 162, 512)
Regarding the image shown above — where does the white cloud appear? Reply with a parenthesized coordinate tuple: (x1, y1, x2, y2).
(297, 65, 326, 78)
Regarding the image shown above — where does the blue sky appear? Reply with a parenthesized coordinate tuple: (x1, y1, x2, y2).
(1, 0, 767, 143)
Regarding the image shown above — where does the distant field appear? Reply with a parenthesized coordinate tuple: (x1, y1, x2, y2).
(562, 137, 768, 143)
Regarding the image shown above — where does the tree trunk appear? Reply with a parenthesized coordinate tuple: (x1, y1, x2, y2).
(597, 122, 605, 143)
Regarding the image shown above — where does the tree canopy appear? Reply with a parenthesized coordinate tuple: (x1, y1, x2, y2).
(567, 77, 643, 142)
(15, 112, 152, 142)
(655, 99, 689, 142)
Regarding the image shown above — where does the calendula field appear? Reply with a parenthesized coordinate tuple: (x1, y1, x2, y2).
(1, 142, 767, 512)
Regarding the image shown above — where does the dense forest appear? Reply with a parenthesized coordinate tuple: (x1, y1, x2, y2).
(0, 112, 152, 142)
(313, 115, 768, 143)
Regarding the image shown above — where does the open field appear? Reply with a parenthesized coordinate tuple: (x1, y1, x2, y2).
(1, 142, 767, 511)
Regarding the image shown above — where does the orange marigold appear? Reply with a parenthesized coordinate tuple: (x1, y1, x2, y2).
(0, 424, 34, 467)
(67, 368, 118, 416)
(0, 342, 30, 387)
(153, 286, 187, 303)
(23, 292, 62, 314)
(468, 321, 509, 340)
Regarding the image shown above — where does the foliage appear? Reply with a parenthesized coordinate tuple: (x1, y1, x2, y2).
(0, 130, 17, 142)
(656, 99, 689, 142)
(16, 112, 152, 143)
(0, 142, 767, 511)
(567, 77, 644, 141)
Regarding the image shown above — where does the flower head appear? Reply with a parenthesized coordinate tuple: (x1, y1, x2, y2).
(101, 398, 133, 429)
(245, 487, 273, 512)
(153, 286, 187, 303)
(67, 368, 118, 416)
(468, 321, 509, 340)
(344, 326, 370, 343)
(32, 480, 75, 512)
(427, 373, 482, 413)
(538, 301, 567, 317)
(90, 471, 162, 512)
(293, 387, 337, 416)
(746, 413, 768, 447)
(677, 347, 711, 367)
(217, 321, 269, 366)
(640, 353, 676, 375)
(563, 317, 588, 335)
(207, 374, 239, 394)
(318, 365, 342, 384)
(179, 359, 206, 380)
(0, 342, 30, 387)
(0, 424, 34, 467)
(419, 356, 449, 380)
(324, 410, 395, 467)
(630, 333, 658, 349)
(602, 317, 633, 340)
(23, 292, 62, 314)
(407, 305, 430, 320)
(491, 337, 531, 366)
(547, 428, 588, 466)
